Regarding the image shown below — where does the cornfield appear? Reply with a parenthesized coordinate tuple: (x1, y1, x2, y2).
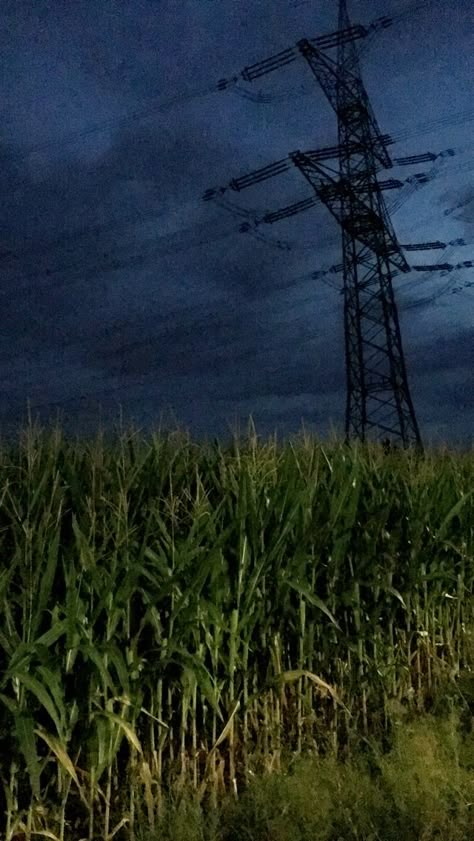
(0, 416, 472, 840)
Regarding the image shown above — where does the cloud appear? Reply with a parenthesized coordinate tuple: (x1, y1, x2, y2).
(0, 0, 472, 449)
(412, 325, 473, 375)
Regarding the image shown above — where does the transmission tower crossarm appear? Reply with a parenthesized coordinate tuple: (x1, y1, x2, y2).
(202, 158, 291, 200)
(247, 178, 403, 227)
(217, 14, 393, 87)
(401, 241, 447, 251)
(202, 133, 399, 202)
(309, 15, 393, 50)
(241, 46, 299, 82)
(291, 151, 410, 272)
(247, 195, 321, 226)
(306, 135, 394, 163)
(394, 152, 438, 165)
(240, 26, 372, 83)
(412, 263, 454, 272)
(229, 158, 292, 191)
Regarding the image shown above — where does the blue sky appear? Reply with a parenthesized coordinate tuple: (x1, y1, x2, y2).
(0, 0, 473, 449)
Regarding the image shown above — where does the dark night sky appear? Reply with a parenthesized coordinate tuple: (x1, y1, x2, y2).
(1, 0, 473, 449)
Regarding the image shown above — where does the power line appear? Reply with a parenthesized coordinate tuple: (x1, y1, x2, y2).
(2, 137, 471, 284)
(2, 83, 473, 266)
(0, 0, 470, 434)
(2, 257, 470, 425)
(0, 218, 239, 296)
(3, 1, 469, 213)
(0, 285, 338, 408)
(3, 83, 220, 166)
(0, 10, 384, 174)
(1, 242, 470, 422)
(1, 154, 471, 304)
(2, 234, 469, 384)
(0, 226, 343, 367)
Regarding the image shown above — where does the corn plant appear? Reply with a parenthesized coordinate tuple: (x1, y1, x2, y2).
(0, 414, 472, 839)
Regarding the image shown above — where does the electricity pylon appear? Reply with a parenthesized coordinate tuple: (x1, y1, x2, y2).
(206, 0, 425, 451)
(295, 0, 423, 450)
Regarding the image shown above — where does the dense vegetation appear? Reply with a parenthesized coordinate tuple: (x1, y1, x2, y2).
(0, 417, 472, 840)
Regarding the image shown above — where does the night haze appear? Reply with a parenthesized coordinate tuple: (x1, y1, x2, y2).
(1, 0, 473, 450)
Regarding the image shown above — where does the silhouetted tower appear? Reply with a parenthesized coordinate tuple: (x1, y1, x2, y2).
(206, 0, 425, 452)
(293, 0, 423, 450)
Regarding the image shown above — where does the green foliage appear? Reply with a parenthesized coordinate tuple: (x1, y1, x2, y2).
(144, 711, 474, 841)
(0, 415, 472, 840)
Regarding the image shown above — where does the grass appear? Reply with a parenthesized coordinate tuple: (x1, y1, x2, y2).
(145, 708, 474, 841)
(0, 413, 472, 840)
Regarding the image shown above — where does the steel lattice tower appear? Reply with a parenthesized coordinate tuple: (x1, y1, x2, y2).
(293, 0, 423, 450)
(206, 0, 426, 452)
